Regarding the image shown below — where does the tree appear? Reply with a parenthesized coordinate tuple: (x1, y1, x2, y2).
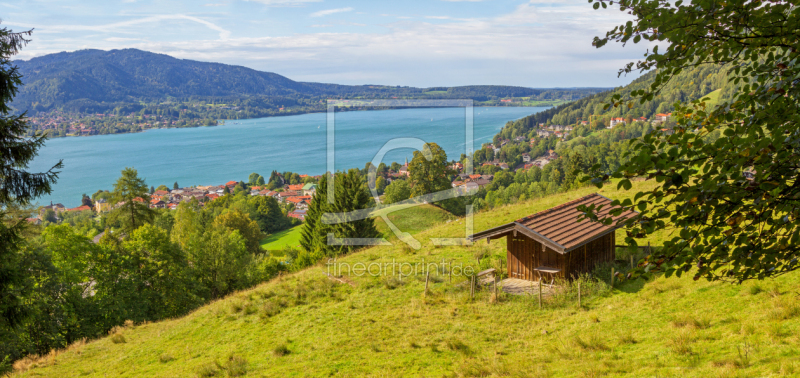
(374, 176, 387, 195)
(173, 182, 179, 190)
(0, 27, 62, 330)
(248, 172, 260, 186)
(408, 143, 452, 198)
(149, 186, 154, 194)
(256, 175, 265, 186)
(300, 170, 378, 256)
(122, 224, 199, 318)
(222, 186, 230, 195)
(250, 195, 289, 234)
(213, 209, 263, 254)
(108, 168, 155, 234)
(584, 0, 800, 281)
(383, 179, 411, 204)
(171, 201, 202, 251)
(81, 194, 92, 208)
(156, 185, 169, 192)
(187, 223, 251, 298)
(42, 208, 57, 224)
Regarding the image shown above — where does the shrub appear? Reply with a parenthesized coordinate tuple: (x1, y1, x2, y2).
(573, 334, 608, 351)
(159, 353, 174, 363)
(671, 314, 711, 329)
(384, 276, 404, 290)
(224, 354, 247, 377)
(446, 339, 472, 355)
(196, 362, 219, 377)
(260, 300, 281, 318)
(273, 344, 291, 356)
(110, 333, 126, 344)
(669, 332, 695, 355)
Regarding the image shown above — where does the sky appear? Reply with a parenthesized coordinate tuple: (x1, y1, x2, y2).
(0, 0, 649, 88)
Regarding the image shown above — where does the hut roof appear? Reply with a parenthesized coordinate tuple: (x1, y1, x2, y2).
(468, 193, 637, 253)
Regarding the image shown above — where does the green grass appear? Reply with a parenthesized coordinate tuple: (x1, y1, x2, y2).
(423, 90, 448, 94)
(260, 204, 455, 251)
(13, 180, 800, 377)
(260, 226, 303, 250)
(701, 88, 722, 108)
(374, 203, 458, 241)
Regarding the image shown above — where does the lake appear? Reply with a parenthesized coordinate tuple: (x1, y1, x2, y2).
(30, 106, 547, 207)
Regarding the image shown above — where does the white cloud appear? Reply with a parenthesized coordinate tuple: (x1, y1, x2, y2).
(245, 0, 321, 7)
(310, 7, 354, 18)
(13, 0, 645, 87)
(35, 15, 232, 40)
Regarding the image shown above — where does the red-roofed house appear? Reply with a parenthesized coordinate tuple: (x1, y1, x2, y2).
(287, 184, 304, 191)
(288, 210, 307, 220)
(609, 118, 626, 128)
(66, 205, 92, 212)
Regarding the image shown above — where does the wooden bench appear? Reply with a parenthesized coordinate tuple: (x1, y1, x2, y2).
(477, 268, 496, 279)
(534, 266, 561, 287)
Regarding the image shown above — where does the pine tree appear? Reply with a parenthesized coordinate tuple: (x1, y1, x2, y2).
(300, 170, 378, 257)
(108, 168, 155, 234)
(0, 27, 62, 329)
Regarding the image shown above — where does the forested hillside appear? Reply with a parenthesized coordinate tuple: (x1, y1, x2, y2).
(13, 48, 607, 113)
(496, 64, 732, 139)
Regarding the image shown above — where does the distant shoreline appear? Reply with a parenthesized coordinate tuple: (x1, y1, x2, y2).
(42, 103, 556, 139)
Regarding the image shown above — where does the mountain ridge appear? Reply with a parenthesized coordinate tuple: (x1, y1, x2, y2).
(12, 48, 611, 111)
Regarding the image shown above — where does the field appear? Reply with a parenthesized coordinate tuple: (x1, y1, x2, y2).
(260, 205, 455, 252)
(701, 88, 722, 108)
(13, 181, 800, 377)
(260, 226, 303, 250)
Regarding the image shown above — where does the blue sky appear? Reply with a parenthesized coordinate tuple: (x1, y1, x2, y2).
(1, 0, 648, 87)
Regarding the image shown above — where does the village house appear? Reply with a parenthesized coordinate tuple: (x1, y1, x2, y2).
(288, 210, 307, 221)
(302, 183, 317, 196)
(655, 113, 672, 123)
(287, 184, 304, 192)
(94, 198, 110, 213)
(522, 153, 531, 163)
(468, 193, 637, 281)
(609, 117, 626, 128)
(66, 205, 92, 213)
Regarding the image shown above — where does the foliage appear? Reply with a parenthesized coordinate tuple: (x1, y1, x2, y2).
(382, 179, 411, 204)
(408, 143, 452, 198)
(106, 168, 154, 234)
(583, 0, 800, 281)
(300, 170, 379, 257)
(212, 209, 264, 254)
(14, 180, 800, 377)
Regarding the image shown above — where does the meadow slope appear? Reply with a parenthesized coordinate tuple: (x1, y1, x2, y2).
(13, 181, 800, 378)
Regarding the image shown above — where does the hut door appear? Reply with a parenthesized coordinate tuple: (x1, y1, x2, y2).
(509, 237, 526, 279)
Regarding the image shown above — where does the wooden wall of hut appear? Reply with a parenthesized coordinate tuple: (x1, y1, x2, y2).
(506, 232, 616, 281)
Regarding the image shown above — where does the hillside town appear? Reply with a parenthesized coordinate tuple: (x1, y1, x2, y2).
(24, 110, 218, 137)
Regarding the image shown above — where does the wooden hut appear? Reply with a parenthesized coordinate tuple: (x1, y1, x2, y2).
(468, 193, 637, 281)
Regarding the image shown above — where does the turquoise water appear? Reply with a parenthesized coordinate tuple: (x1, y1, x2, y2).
(30, 107, 546, 207)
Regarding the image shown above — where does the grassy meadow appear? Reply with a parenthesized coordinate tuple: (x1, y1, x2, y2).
(260, 226, 304, 251)
(13, 180, 800, 377)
